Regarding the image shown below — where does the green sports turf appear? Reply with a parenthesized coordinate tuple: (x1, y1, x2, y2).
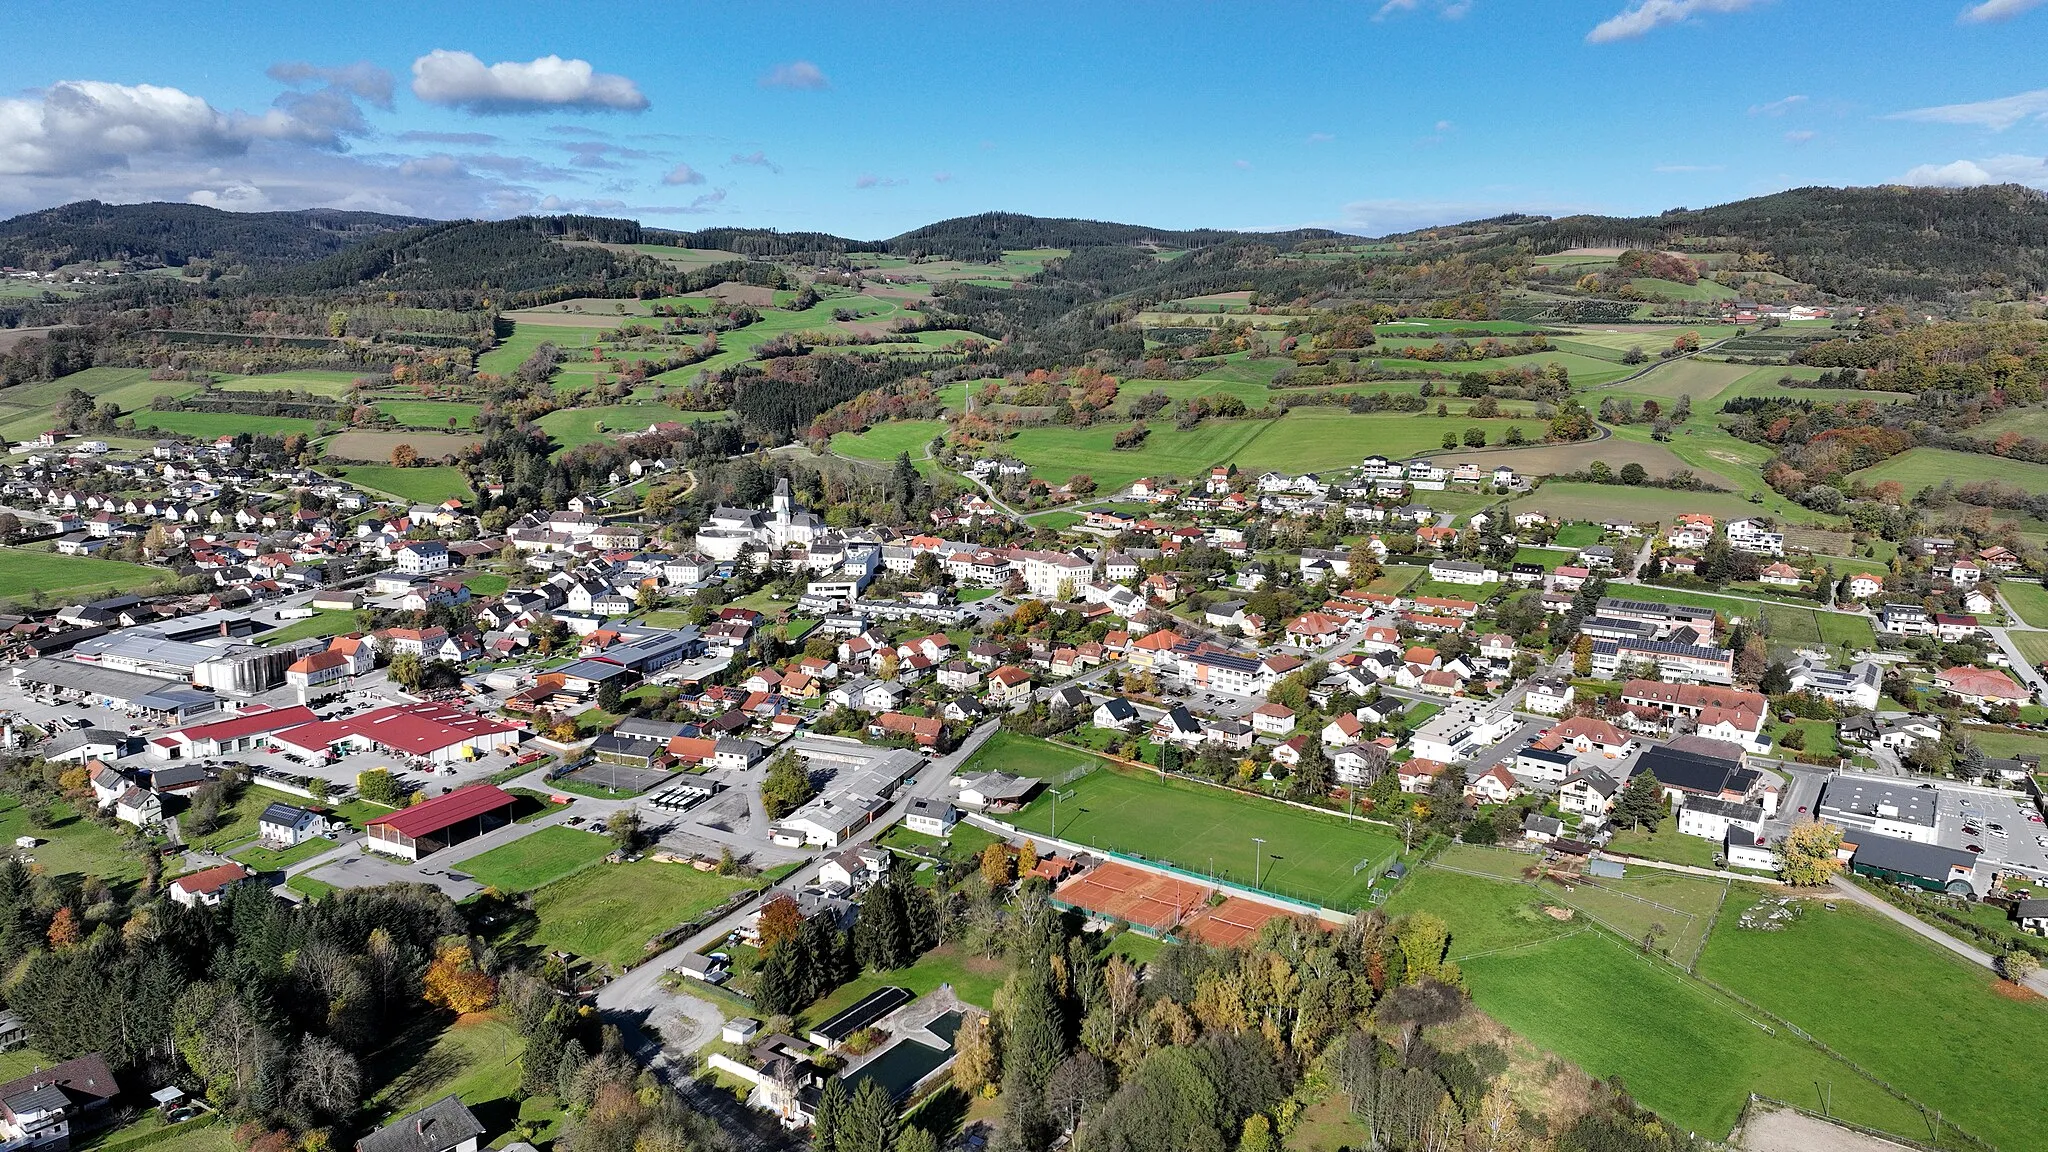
(455, 826, 613, 891)
(1006, 764, 1400, 910)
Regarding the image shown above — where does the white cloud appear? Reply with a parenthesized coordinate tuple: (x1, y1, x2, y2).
(1373, 0, 1470, 19)
(1901, 154, 2048, 187)
(760, 61, 830, 90)
(187, 181, 274, 211)
(853, 173, 906, 189)
(0, 79, 347, 177)
(409, 50, 648, 114)
(1587, 0, 1767, 43)
(266, 61, 394, 109)
(661, 163, 705, 185)
(1233, 159, 1253, 170)
(730, 150, 781, 173)
(1783, 129, 1817, 144)
(1306, 132, 1336, 144)
(398, 130, 499, 145)
(932, 171, 953, 183)
(1888, 88, 2048, 131)
(397, 154, 466, 179)
(1960, 0, 2045, 22)
(1433, 120, 1455, 133)
(1747, 94, 1805, 116)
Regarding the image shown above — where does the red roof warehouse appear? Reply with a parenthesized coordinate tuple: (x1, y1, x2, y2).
(269, 701, 522, 765)
(365, 783, 518, 861)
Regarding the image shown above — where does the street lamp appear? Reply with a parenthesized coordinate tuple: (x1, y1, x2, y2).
(1252, 837, 1266, 888)
(1051, 789, 1075, 838)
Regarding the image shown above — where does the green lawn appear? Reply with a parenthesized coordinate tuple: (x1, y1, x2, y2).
(130, 409, 328, 438)
(996, 411, 1528, 492)
(377, 400, 483, 429)
(522, 859, 754, 967)
(1511, 483, 1817, 527)
(961, 731, 1113, 782)
(796, 944, 1008, 1030)
(0, 796, 151, 887)
(0, 548, 167, 601)
(1604, 815, 1724, 869)
(370, 1011, 564, 1145)
(1007, 765, 1400, 909)
(231, 836, 335, 871)
(1606, 358, 1750, 402)
(322, 464, 472, 503)
(831, 420, 947, 462)
(536, 404, 727, 451)
(215, 369, 366, 398)
(2000, 580, 2048, 628)
(258, 610, 358, 646)
(1697, 898, 2048, 1152)
(1629, 277, 1737, 302)
(1850, 447, 2048, 496)
(454, 826, 613, 890)
(476, 322, 602, 376)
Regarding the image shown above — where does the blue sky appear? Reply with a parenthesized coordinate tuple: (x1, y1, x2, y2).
(3, 0, 2046, 236)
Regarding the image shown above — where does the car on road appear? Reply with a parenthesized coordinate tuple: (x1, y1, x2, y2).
(1965, 844, 1983, 853)
(1797, 805, 1807, 814)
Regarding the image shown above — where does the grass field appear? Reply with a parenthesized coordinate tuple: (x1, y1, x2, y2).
(1759, 601, 1876, 651)
(1361, 348, 1635, 389)
(1387, 865, 1940, 1142)
(476, 322, 602, 376)
(1457, 437, 1722, 483)
(962, 731, 1112, 781)
(536, 404, 726, 451)
(256, 610, 357, 646)
(1511, 483, 1783, 525)
(0, 548, 165, 600)
(1606, 358, 1751, 402)
(797, 945, 1008, 1030)
(522, 858, 753, 967)
(1629, 277, 1737, 302)
(1697, 897, 2048, 1151)
(377, 400, 483, 429)
(371, 1011, 563, 1144)
(231, 836, 333, 871)
(831, 420, 947, 462)
(1998, 580, 2048, 628)
(0, 796, 150, 886)
(456, 826, 613, 891)
(215, 370, 366, 398)
(322, 464, 471, 503)
(130, 409, 328, 439)
(1007, 765, 1400, 909)
(1850, 447, 2048, 495)
(1972, 406, 2048, 440)
(995, 411, 1527, 491)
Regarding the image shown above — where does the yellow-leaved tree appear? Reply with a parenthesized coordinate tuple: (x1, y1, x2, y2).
(423, 941, 497, 1014)
(1777, 820, 1845, 887)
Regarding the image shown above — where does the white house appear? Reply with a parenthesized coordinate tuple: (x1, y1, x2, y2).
(1675, 796, 1764, 843)
(395, 539, 451, 575)
(257, 801, 329, 846)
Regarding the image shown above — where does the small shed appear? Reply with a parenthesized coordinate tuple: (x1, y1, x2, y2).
(1586, 857, 1626, 880)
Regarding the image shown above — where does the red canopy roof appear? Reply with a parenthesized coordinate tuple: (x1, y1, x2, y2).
(366, 783, 516, 838)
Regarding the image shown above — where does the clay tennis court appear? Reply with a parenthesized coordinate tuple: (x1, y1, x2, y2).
(1055, 861, 1209, 933)
(1184, 896, 1294, 948)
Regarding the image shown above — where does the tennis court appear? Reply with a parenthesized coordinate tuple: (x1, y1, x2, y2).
(559, 761, 670, 795)
(1055, 861, 1211, 933)
(1185, 895, 1296, 947)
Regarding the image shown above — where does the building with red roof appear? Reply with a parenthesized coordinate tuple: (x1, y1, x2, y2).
(364, 783, 517, 860)
(170, 862, 256, 907)
(153, 705, 319, 760)
(269, 701, 521, 765)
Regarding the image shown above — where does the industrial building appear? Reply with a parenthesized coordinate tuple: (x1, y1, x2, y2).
(13, 658, 218, 721)
(268, 701, 522, 765)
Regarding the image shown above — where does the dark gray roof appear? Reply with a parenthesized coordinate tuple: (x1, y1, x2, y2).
(1850, 832, 1976, 882)
(1636, 744, 1741, 796)
(356, 1096, 485, 1152)
(259, 802, 311, 827)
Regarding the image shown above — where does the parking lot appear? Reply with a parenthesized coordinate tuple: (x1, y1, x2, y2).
(1934, 785, 2048, 880)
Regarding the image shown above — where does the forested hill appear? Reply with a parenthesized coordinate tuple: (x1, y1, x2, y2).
(1468, 184, 2048, 300)
(650, 212, 1346, 263)
(0, 200, 427, 271)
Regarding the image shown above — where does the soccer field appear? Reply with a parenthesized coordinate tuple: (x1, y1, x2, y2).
(1007, 767, 1399, 909)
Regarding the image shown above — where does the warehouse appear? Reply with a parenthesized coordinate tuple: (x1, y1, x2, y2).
(150, 704, 320, 759)
(364, 783, 517, 860)
(268, 701, 522, 765)
(13, 658, 218, 721)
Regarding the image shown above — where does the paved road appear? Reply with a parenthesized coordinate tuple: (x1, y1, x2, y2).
(1827, 875, 2048, 996)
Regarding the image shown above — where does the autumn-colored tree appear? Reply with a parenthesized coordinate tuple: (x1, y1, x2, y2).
(46, 907, 78, 949)
(390, 443, 419, 468)
(952, 1012, 998, 1094)
(423, 942, 498, 1014)
(57, 766, 88, 795)
(1018, 840, 1039, 874)
(980, 842, 1017, 890)
(757, 895, 803, 950)
(1777, 820, 1845, 887)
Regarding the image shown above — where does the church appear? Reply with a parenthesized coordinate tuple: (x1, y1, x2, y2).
(695, 478, 826, 561)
